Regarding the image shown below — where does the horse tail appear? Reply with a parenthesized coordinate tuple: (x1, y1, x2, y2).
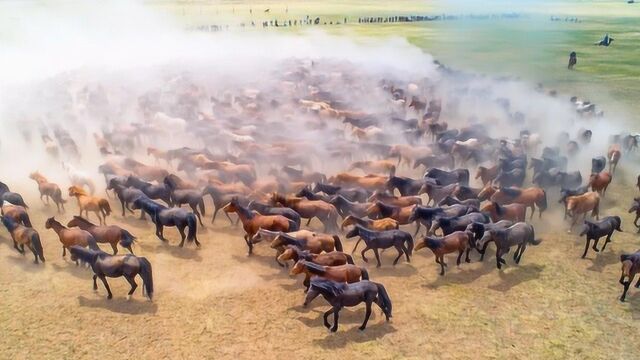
(405, 234, 414, 256)
(138, 257, 154, 300)
(54, 187, 66, 203)
(345, 254, 355, 264)
(333, 235, 343, 252)
(614, 216, 623, 232)
(198, 198, 206, 215)
(119, 229, 136, 252)
(375, 282, 393, 319)
(536, 189, 548, 212)
(287, 219, 299, 232)
(528, 226, 542, 245)
(21, 212, 33, 228)
(99, 199, 112, 216)
(360, 267, 369, 280)
(187, 213, 197, 242)
(31, 232, 45, 262)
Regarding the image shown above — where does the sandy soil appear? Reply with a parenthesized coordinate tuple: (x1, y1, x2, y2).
(1, 171, 640, 360)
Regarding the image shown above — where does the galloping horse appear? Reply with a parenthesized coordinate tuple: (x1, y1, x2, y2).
(479, 186, 547, 219)
(164, 176, 206, 226)
(290, 260, 368, 292)
(340, 215, 399, 231)
(589, 172, 612, 197)
(566, 192, 600, 229)
(45, 217, 99, 264)
(69, 246, 153, 300)
(68, 186, 112, 225)
(67, 216, 136, 255)
(607, 144, 621, 175)
(131, 197, 200, 248)
(1, 201, 32, 227)
(347, 225, 413, 267)
(415, 231, 474, 275)
(29, 172, 65, 212)
(270, 193, 339, 232)
(1, 216, 45, 263)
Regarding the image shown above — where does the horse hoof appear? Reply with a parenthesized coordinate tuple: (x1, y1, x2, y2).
(126, 295, 131, 301)
(358, 326, 365, 331)
(107, 295, 112, 300)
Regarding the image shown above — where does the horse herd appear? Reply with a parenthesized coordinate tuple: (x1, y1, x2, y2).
(4, 74, 640, 333)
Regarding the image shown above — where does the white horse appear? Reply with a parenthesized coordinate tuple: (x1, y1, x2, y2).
(152, 112, 187, 133)
(62, 162, 95, 194)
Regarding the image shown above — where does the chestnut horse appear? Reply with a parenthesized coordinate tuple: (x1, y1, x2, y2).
(589, 172, 612, 197)
(479, 186, 547, 219)
(270, 193, 339, 232)
(29, 172, 66, 212)
(565, 192, 600, 228)
(414, 231, 474, 275)
(340, 215, 399, 231)
(68, 186, 112, 225)
(619, 251, 640, 302)
(45, 217, 98, 264)
(67, 216, 136, 255)
(1, 215, 45, 263)
(1, 201, 32, 227)
(476, 165, 499, 185)
(607, 144, 621, 175)
(290, 259, 368, 292)
(328, 173, 388, 192)
(480, 202, 526, 222)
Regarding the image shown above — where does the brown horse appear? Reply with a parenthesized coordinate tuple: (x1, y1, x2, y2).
(45, 217, 98, 263)
(481, 186, 547, 219)
(566, 192, 600, 228)
(29, 171, 66, 212)
(270, 193, 339, 232)
(607, 144, 621, 175)
(340, 215, 399, 231)
(1, 201, 32, 227)
(278, 245, 353, 266)
(67, 216, 136, 255)
(201, 161, 256, 185)
(123, 158, 169, 183)
(589, 172, 612, 197)
(366, 202, 415, 225)
(368, 191, 422, 207)
(480, 202, 526, 222)
(349, 160, 396, 176)
(476, 165, 499, 185)
(420, 182, 457, 206)
(147, 147, 171, 165)
(223, 198, 297, 254)
(290, 259, 368, 292)
(68, 186, 112, 225)
(414, 231, 474, 275)
(1, 215, 45, 263)
(328, 173, 388, 191)
(619, 251, 640, 302)
(270, 231, 343, 255)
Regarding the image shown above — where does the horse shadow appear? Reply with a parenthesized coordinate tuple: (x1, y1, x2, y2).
(312, 319, 397, 348)
(425, 256, 496, 289)
(488, 263, 545, 292)
(77, 295, 158, 315)
(116, 216, 150, 229)
(586, 250, 619, 273)
(626, 291, 640, 320)
(5, 254, 47, 272)
(52, 261, 93, 279)
(154, 242, 203, 262)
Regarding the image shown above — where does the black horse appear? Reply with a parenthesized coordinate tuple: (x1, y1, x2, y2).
(424, 168, 470, 186)
(579, 216, 622, 258)
(480, 223, 541, 269)
(387, 176, 428, 196)
(296, 187, 334, 202)
(430, 212, 489, 236)
(69, 245, 153, 300)
(309, 278, 392, 332)
(0, 182, 28, 208)
(107, 180, 146, 218)
(495, 168, 525, 188)
(131, 197, 200, 247)
(591, 156, 606, 174)
(125, 176, 172, 206)
(164, 177, 206, 226)
(346, 225, 412, 267)
(329, 195, 368, 218)
(311, 183, 369, 203)
(465, 220, 514, 260)
(409, 204, 477, 236)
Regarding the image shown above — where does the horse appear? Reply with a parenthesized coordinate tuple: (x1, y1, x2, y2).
(309, 278, 392, 332)
(367, 190, 422, 207)
(619, 251, 640, 302)
(200, 161, 256, 185)
(589, 172, 612, 197)
(495, 168, 526, 188)
(437, 195, 480, 209)
(591, 156, 606, 174)
(559, 186, 589, 219)
(108, 180, 147, 218)
(68, 186, 112, 225)
(479, 223, 541, 269)
(328, 173, 387, 191)
(420, 182, 457, 206)
(452, 185, 482, 201)
(131, 197, 200, 248)
(578, 216, 622, 258)
(224, 197, 296, 254)
(476, 165, 499, 185)
(125, 175, 172, 206)
(147, 147, 172, 165)
(45, 217, 99, 264)
(424, 168, 470, 186)
(61, 162, 95, 194)
(69, 246, 153, 301)
(312, 183, 369, 203)
(608, 144, 621, 175)
(430, 212, 489, 236)
(277, 245, 354, 267)
(202, 184, 249, 224)
(408, 204, 477, 237)
(366, 202, 415, 225)
(1, 216, 45, 263)
(269, 231, 343, 256)
(67, 216, 136, 255)
(349, 160, 396, 176)
(270, 193, 339, 232)
(628, 198, 640, 233)
(1, 201, 32, 227)
(329, 195, 370, 218)
(346, 225, 413, 267)
(340, 215, 399, 231)
(482, 186, 547, 219)
(123, 158, 169, 183)
(386, 176, 428, 196)
(413, 154, 454, 171)
(0, 182, 29, 208)
(247, 201, 301, 228)
(164, 177, 206, 226)
(415, 231, 474, 275)
(465, 220, 514, 260)
(29, 172, 65, 212)
(566, 192, 600, 229)
(481, 202, 526, 222)
(296, 187, 334, 202)
(290, 259, 368, 293)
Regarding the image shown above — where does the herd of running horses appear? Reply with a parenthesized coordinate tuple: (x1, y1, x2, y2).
(3, 60, 640, 332)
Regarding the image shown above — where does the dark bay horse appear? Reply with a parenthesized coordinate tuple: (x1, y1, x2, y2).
(578, 216, 622, 258)
(347, 225, 412, 267)
(309, 278, 392, 332)
(164, 176, 206, 226)
(125, 176, 172, 206)
(131, 197, 200, 247)
(480, 223, 541, 269)
(619, 251, 640, 302)
(69, 246, 153, 300)
(0, 182, 28, 208)
(1, 215, 45, 263)
(67, 216, 136, 255)
(108, 180, 146, 217)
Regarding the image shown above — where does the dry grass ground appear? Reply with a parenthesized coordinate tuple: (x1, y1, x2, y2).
(1, 164, 640, 359)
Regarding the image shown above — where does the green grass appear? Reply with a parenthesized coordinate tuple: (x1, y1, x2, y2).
(154, 0, 640, 116)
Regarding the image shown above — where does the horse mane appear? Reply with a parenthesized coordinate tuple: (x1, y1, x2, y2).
(277, 233, 303, 247)
(72, 216, 96, 227)
(492, 202, 503, 215)
(310, 278, 345, 298)
(0, 181, 11, 193)
(69, 186, 88, 196)
(301, 260, 326, 275)
(69, 246, 104, 264)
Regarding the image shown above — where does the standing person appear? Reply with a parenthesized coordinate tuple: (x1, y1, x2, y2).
(568, 51, 577, 70)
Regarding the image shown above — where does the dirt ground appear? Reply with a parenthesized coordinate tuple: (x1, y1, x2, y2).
(1, 168, 640, 360)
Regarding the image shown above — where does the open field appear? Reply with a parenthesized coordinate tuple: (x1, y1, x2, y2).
(1, 1, 640, 359)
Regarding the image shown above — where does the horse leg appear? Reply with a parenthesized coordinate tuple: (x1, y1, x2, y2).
(479, 243, 488, 261)
(191, 203, 204, 226)
(110, 242, 118, 255)
(496, 248, 503, 269)
(331, 307, 340, 332)
(323, 309, 333, 329)
(439, 255, 446, 275)
(592, 237, 601, 252)
(99, 275, 113, 299)
(211, 207, 219, 224)
(178, 226, 187, 247)
(62, 246, 66, 258)
(529, 205, 535, 220)
(392, 245, 403, 266)
(602, 233, 612, 251)
(465, 247, 471, 263)
(223, 211, 235, 226)
(303, 274, 310, 292)
(124, 275, 137, 300)
(456, 249, 463, 266)
(305, 217, 312, 227)
(121, 200, 126, 217)
(27, 244, 38, 263)
(516, 244, 527, 264)
(513, 244, 522, 261)
(303, 287, 319, 307)
(621, 281, 631, 302)
(361, 246, 370, 263)
(373, 248, 382, 268)
(93, 275, 98, 291)
(359, 301, 372, 331)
